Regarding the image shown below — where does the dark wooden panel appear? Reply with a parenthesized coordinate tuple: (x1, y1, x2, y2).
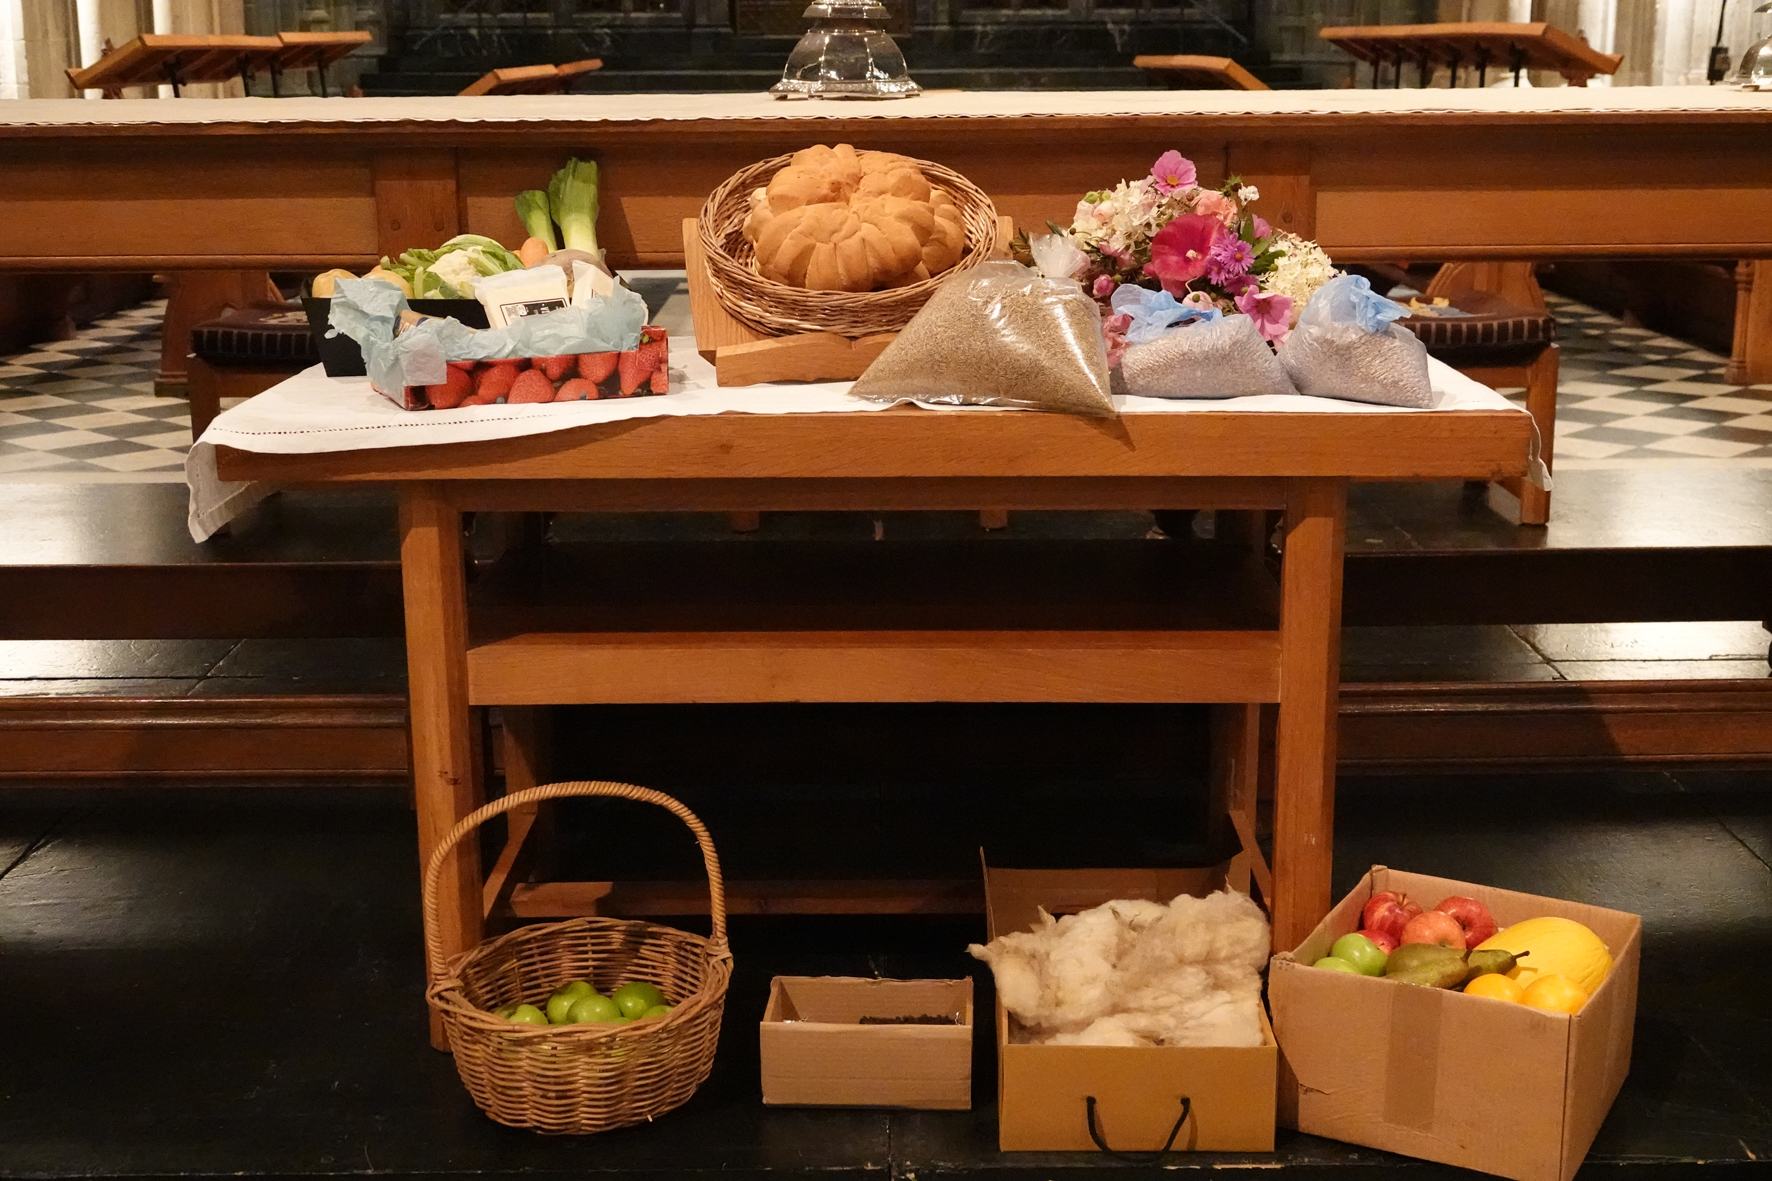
(5, 544, 1767, 642)
(3, 677, 1767, 786)
(1340, 679, 1772, 772)
(0, 563, 404, 640)
(0, 695, 409, 782)
(1342, 547, 1772, 626)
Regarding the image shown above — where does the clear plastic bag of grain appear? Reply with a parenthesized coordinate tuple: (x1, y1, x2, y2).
(849, 261, 1116, 417)
(1120, 314, 1297, 399)
(1278, 274, 1435, 408)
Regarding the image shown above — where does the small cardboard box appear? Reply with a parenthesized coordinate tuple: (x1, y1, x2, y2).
(1269, 866, 1642, 1181)
(759, 976, 973, 1110)
(985, 861, 1278, 1153)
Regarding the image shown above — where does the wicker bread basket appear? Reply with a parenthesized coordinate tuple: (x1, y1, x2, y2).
(698, 152, 1000, 338)
(424, 781, 732, 1134)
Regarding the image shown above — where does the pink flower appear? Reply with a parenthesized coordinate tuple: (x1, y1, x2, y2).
(1092, 274, 1118, 299)
(1181, 291, 1218, 313)
(1252, 214, 1272, 239)
(1099, 243, 1134, 271)
(1149, 150, 1197, 196)
(1146, 214, 1223, 295)
(1206, 237, 1255, 285)
(1236, 287, 1294, 343)
(1191, 189, 1238, 226)
(1102, 312, 1133, 367)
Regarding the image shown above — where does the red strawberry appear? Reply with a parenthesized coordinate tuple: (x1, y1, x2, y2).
(577, 351, 619, 384)
(554, 377, 597, 402)
(616, 349, 648, 397)
(426, 366, 473, 410)
(620, 332, 670, 397)
(531, 355, 575, 382)
(447, 359, 477, 374)
(508, 369, 556, 404)
(472, 362, 520, 404)
(649, 364, 669, 395)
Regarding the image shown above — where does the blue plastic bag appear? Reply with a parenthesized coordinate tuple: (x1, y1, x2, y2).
(1278, 275, 1434, 408)
(329, 277, 648, 395)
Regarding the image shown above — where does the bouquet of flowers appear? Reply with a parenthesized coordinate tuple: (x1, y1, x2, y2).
(1020, 150, 1337, 362)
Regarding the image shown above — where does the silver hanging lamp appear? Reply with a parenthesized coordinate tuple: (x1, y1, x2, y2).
(770, 0, 921, 100)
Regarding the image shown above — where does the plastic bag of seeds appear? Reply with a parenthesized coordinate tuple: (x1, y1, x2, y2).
(1278, 274, 1434, 408)
(850, 262, 1116, 417)
(1113, 291, 1296, 399)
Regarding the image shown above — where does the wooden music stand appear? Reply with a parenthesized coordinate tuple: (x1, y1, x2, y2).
(1133, 54, 1269, 90)
(273, 31, 374, 97)
(458, 59, 603, 97)
(1318, 21, 1621, 86)
(66, 35, 283, 97)
(67, 30, 371, 98)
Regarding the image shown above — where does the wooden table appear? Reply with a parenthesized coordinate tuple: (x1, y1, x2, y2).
(2, 89, 1768, 377)
(212, 396, 1532, 1045)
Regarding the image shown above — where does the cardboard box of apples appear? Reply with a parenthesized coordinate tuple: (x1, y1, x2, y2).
(1269, 867, 1641, 1181)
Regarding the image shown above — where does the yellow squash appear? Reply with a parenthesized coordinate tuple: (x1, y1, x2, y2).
(1476, 917, 1612, 995)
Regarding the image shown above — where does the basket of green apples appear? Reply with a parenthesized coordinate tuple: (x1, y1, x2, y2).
(422, 781, 732, 1134)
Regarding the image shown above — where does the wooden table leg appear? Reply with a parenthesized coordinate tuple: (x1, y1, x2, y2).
(1516, 345, 1559, 526)
(1270, 478, 1346, 952)
(400, 483, 482, 1050)
(155, 271, 279, 396)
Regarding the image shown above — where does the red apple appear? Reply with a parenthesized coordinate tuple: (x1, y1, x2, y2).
(1356, 927, 1399, 955)
(1360, 890, 1422, 941)
(1400, 910, 1467, 950)
(1433, 896, 1497, 948)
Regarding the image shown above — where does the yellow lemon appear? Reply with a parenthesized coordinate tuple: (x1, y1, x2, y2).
(1463, 973, 1525, 1003)
(1476, 917, 1613, 994)
(1521, 974, 1589, 1014)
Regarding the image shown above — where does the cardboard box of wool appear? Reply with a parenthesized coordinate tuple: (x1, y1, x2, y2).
(1269, 867, 1641, 1181)
(980, 858, 1277, 1154)
(759, 976, 973, 1110)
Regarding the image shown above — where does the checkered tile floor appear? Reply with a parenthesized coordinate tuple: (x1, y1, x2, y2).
(0, 301, 195, 482)
(3, 292, 1771, 482)
(1543, 292, 1772, 465)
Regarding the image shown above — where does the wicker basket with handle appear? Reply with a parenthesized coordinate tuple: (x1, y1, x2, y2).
(424, 781, 732, 1134)
(697, 151, 1001, 339)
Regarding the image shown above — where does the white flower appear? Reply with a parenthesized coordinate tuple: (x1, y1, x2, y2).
(1262, 231, 1338, 324)
(1236, 184, 1260, 203)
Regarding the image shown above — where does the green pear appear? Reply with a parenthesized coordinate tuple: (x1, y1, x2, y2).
(1462, 949, 1522, 983)
(1383, 943, 1469, 989)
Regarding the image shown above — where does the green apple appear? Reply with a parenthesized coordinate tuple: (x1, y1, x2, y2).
(1331, 932, 1389, 977)
(493, 1005, 518, 1020)
(546, 980, 597, 1024)
(567, 994, 624, 1024)
(611, 981, 667, 1019)
(508, 1004, 550, 1025)
(640, 1004, 673, 1020)
(1313, 956, 1362, 974)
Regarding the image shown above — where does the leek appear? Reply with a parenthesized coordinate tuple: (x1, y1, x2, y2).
(547, 158, 601, 256)
(515, 189, 559, 252)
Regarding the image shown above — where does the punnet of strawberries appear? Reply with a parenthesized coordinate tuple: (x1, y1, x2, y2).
(380, 326, 670, 411)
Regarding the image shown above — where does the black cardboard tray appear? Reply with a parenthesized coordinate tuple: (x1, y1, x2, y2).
(303, 296, 490, 378)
